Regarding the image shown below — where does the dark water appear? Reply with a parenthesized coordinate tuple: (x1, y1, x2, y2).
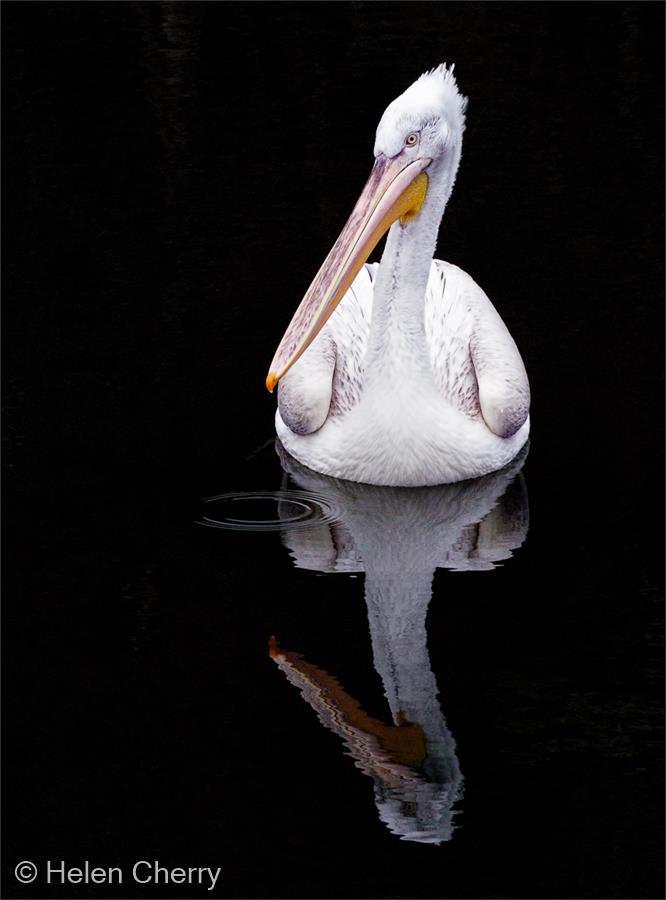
(2, 3, 663, 898)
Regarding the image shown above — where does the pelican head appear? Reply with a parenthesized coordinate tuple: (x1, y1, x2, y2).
(266, 64, 468, 392)
(374, 64, 467, 206)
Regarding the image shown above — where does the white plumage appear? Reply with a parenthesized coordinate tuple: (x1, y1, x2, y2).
(270, 65, 530, 486)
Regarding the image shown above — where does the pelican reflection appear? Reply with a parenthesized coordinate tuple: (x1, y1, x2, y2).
(270, 442, 529, 844)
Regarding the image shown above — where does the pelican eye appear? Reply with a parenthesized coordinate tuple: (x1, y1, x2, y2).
(405, 132, 419, 147)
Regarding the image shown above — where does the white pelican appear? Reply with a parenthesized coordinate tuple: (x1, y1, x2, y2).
(266, 64, 530, 487)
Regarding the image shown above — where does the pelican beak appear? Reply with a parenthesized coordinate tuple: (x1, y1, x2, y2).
(265, 154, 431, 392)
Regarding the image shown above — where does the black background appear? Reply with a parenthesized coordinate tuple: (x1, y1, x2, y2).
(2, 3, 664, 899)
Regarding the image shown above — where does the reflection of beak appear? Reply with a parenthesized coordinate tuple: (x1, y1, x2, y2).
(265, 154, 431, 392)
(269, 636, 427, 778)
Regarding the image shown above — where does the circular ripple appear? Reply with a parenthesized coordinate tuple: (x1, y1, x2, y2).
(198, 490, 341, 532)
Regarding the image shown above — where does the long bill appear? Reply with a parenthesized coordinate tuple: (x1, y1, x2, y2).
(265, 154, 431, 392)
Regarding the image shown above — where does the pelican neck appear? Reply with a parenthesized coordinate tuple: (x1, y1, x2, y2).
(364, 197, 443, 386)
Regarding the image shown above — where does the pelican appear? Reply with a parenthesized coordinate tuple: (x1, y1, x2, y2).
(265, 64, 530, 487)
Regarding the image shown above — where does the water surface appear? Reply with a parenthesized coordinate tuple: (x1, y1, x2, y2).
(203, 445, 529, 845)
(3, 3, 663, 898)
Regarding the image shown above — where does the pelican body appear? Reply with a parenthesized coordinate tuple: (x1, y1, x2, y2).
(266, 65, 530, 487)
